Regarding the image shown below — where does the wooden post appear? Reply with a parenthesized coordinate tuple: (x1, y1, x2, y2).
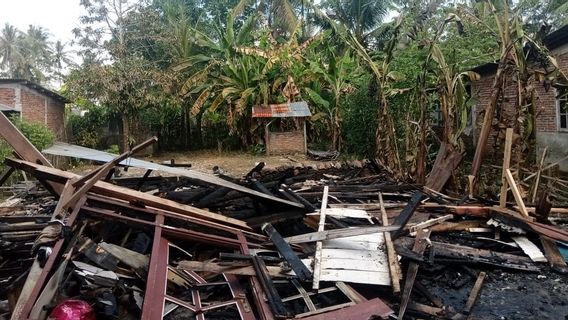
(505, 169, 529, 217)
(531, 147, 548, 203)
(500, 128, 513, 207)
(265, 120, 273, 156)
(303, 119, 307, 154)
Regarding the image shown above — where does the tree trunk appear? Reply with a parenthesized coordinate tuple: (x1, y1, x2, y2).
(470, 62, 506, 181)
(416, 75, 428, 184)
(196, 112, 203, 149)
(121, 114, 130, 152)
(181, 104, 188, 150)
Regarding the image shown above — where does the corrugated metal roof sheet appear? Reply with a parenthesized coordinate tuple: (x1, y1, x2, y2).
(42, 142, 304, 209)
(0, 103, 16, 111)
(252, 101, 311, 118)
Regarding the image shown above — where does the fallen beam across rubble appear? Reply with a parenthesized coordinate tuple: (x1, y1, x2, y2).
(43, 142, 305, 210)
(6, 157, 252, 231)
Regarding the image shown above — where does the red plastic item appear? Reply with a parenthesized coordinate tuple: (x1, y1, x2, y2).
(48, 300, 96, 320)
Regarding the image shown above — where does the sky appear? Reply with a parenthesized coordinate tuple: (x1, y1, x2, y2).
(0, 0, 83, 47)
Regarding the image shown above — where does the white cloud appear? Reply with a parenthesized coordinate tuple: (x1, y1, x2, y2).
(0, 0, 83, 43)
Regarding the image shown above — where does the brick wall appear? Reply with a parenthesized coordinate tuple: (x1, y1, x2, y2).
(472, 51, 568, 137)
(268, 130, 305, 155)
(0, 87, 16, 108)
(21, 87, 47, 124)
(17, 86, 66, 139)
(470, 48, 568, 169)
(46, 98, 65, 138)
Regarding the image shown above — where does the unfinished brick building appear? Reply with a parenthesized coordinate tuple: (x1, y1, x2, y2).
(469, 25, 568, 171)
(0, 79, 69, 139)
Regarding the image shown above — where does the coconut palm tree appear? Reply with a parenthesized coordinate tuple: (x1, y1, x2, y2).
(51, 40, 75, 83)
(320, 0, 392, 46)
(0, 23, 24, 76)
(233, 0, 299, 38)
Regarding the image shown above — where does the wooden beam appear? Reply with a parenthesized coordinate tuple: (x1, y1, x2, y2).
(312, 186, 329, 290)
(379, 192, 401, 296)
(499, 128, 513, 207)
(251, 255, 289, 318)
(0, 111, 52, 167)
(177, 260, 295, 278)
(6, 158, 251, 230)
(291, 279, 316, 311)
(283, 225, 399, 244)
(408, 214, 453, 234)
(463, 272, 486, 315)
(505, 169, 529, 217)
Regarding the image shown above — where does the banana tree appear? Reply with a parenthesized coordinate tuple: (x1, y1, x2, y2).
(466, 0, 568, 186)
(305, 48, 359, 151)
(413, 14, 480, 184)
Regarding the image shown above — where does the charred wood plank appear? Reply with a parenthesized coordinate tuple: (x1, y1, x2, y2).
(392, 191, 426, 239)
(462, 271, 486, 315)
(251, 255, 290, 318)
(135, 169, 153, 190)
(398, 228, 431, 320)
(246, 162, 265, 179)
(262, 223, 312, 281)
(540, 236, 568, 274)
(250, 178, 276, 197)
(0, 167, 15, 187)
(194, 187, 231, 207)
(280, 184, 316, 212)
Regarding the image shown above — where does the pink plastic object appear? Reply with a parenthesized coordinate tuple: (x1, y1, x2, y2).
(48, 300, 96, 320)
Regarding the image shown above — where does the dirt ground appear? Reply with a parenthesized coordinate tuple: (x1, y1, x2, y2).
(70, 150, 337, 178)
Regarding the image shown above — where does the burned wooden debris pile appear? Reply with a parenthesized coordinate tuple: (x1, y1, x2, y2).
(1, 116, 568, 319)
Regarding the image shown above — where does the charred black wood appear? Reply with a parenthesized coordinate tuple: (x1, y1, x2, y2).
(262, 223, 312, 281)
(535, 191, 552, 222)
(135, 169, 153, 190)
(194, 187, 231, 208)
(219, 252, 282, 263)
(165, 188, 212, 204)
(392, 191, 426, 239)
(246, 162, 265, 179)
(249, 178, 276, 197)
(280, 184, 316, 212)
(0, 166, 15, 186)
(246, 211, 305, 228)
(251, 255, 290, 318)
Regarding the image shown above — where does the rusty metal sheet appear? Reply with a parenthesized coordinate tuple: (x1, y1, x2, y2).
(252, 101, 311, 118)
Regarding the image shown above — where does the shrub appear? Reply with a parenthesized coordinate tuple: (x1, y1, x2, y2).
(0, 115, 56, 171)
(342, 75, 378, 157)
(68, 107, 109, 148)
